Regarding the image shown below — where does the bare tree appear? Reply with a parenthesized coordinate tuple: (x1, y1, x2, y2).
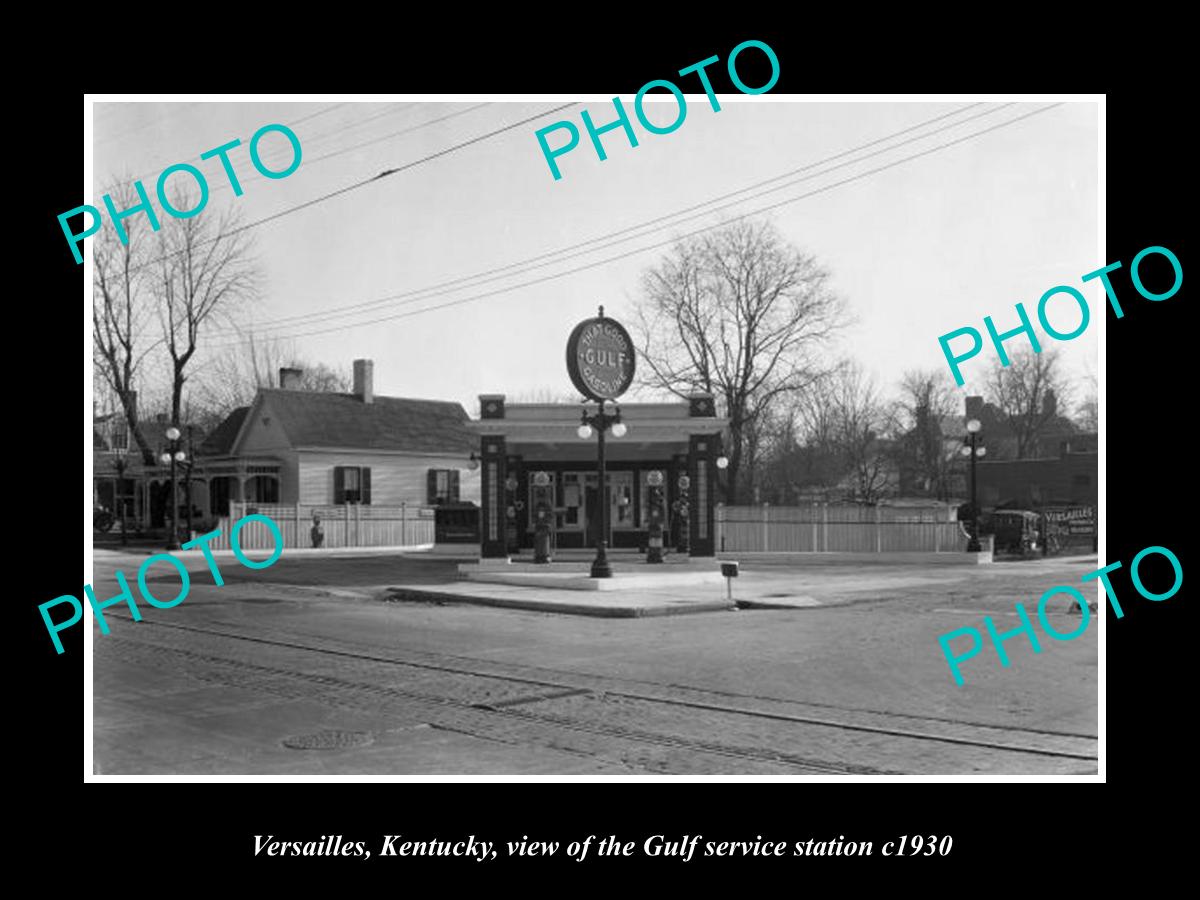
(894, 368, 959, 499)
(1075, 358, 1098, 433)
(92, 182, 161, 465)
(986, 348, 1074, 458)
(829, 363, 895, 504)
(507, 388, 586, 404)
(193, 331, 352, 420)
(633, 219, 847, 503)
(153, 192, 263, 427)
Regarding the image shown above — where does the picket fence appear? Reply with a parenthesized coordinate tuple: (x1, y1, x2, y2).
(207, 502, 437, 551)
(715, 503, 969, 553)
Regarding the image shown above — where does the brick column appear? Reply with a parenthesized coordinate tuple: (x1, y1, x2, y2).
(689, 433, 716, 557)
(480, 436, 508, 559)
(687, 393, 718, 558)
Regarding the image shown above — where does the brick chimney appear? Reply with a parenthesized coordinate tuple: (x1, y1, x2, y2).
(279, 367, 303, 390)
(353, 359, 374, 404)
(964, 395, 984, 421)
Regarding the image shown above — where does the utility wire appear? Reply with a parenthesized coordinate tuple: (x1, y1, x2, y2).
(223, 103, 1007, 334)
(207, 103, 1064, 348)
(99, 102, 348, 193)
(199, 102, 484, 199)
(117, 103, 578, 276)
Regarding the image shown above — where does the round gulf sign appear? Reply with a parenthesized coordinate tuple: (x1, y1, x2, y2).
(566, 314, 636, 401)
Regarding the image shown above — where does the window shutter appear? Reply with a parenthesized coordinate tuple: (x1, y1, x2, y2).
(361, 467, 372, 505)
(334, 466, 346, 505)
(427, 469, 439, 505)
(450, 469, 460, 503)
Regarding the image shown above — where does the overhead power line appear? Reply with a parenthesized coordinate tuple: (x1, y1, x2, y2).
(222, 103, 1009, 335)
(202, 103, 492, 199)
(118, 103, 579, 277)
(101, 102, 348, 192)
(208, 103, 1065, 349)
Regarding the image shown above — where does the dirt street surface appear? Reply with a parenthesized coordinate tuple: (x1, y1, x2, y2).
(90, 551, 1098, 775)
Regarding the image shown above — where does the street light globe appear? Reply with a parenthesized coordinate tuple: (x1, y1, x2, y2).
(174, 450, 187, 463)
(976, 446, 987, 458)
(960, 446, 972, 457)
(159, 452, 172, 465)
(716, 455, 729, 470)
(966, 419, 982, 434)
(611, 421, 627, 438)
(165, 426, 181, 441)
(468, 456, 479, 471)
(577, 423, 593, 439)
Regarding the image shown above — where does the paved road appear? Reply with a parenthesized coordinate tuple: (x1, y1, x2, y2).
(89, 551, 1099, 775)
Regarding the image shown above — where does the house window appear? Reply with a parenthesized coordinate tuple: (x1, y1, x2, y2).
(427, 469, 460, 506)
(334, 466, 372, 504)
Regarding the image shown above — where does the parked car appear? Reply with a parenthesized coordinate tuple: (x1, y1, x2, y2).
(991, 510, 1058, 556)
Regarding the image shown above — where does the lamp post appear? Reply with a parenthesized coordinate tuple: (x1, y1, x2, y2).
(160, 425, 185, 551)
(182, 425, 196, 539)
(715, 451, 729, 552)
(113, 452, 129, 547)
(577, 401, 627, 578)
(961, 418, 987, 553)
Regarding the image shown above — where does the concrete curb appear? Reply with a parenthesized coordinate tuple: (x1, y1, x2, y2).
(383, 587, 736, 619)
(715, 551, 994, 565)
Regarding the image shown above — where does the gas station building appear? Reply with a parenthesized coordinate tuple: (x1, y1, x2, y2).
(469, 393, 729, 560)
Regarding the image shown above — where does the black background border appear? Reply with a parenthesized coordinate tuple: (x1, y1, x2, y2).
(21, 23, 1186, 885)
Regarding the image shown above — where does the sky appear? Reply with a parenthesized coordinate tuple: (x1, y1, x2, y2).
(91, 97, 1099, 417)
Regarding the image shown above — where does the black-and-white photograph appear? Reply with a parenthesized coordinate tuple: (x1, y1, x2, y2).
(83, 93, 1100, 777)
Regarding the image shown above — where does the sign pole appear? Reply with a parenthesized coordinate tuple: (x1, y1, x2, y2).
(592, 398, 612, 578)
(566, 304, 636, 579)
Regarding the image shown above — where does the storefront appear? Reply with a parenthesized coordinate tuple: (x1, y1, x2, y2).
(470, 393, 728, 559)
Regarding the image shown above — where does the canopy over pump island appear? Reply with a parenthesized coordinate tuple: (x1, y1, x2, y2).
(470, 307, 729, 574)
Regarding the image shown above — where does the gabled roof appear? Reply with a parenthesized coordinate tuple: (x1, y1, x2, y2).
(199, 406, 249, 456)
(251, 390, 474, 454)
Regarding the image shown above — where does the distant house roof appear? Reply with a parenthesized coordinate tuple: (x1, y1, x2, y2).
(200, 406, 249, 456)
(237, 390, 475, 455)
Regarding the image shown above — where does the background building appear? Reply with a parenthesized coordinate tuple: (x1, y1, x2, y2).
(197, 359, 480, 513)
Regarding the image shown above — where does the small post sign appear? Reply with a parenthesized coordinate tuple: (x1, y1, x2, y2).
(566, 306, 636, 401)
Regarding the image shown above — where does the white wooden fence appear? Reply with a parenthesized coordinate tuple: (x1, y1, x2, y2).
(715, 503, 969, 553)
(206, 502, 437, 550)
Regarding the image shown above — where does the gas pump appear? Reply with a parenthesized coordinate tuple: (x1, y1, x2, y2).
(646, 469, 665, 563)
(504, 474, 520, 554)
(532, 470, 553, 564)
(674, 473, 690, 554)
